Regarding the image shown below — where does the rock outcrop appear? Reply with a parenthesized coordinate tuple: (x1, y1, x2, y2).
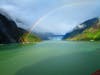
(0, 11, 41, 44)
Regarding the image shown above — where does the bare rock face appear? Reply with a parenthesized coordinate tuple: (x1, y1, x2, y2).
(0, 11, 27, 44)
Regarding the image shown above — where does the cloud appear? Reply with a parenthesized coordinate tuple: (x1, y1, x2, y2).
(0, 0, 100, 34)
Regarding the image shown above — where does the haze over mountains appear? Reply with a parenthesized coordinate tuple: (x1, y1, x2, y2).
(0, 11, 41, 44)
(63, 18, 100, 41)
(0, 0, 100, 35)
(0, 9, 100, 43)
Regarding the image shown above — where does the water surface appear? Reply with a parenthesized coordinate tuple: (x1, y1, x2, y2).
(0, 41, 100, 75)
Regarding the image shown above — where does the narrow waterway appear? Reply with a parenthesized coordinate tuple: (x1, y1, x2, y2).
(0, 41, 100, 75)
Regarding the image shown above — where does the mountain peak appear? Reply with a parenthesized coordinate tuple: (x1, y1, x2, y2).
(63, 17, 100, 41)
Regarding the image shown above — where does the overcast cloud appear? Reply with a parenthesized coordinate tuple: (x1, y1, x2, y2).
(0, 0, 100, 34)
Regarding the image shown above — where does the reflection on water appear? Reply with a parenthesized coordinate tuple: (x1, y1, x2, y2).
(0, 41, 100, 75)
(16, 52, 100, 75)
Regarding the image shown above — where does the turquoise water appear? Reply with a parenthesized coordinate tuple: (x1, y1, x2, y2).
(0, 41, 100, 75)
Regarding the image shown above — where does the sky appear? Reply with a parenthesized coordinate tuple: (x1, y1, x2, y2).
(0, 0, 100, 35)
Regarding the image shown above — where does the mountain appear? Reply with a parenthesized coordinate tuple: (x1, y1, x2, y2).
(63, 18, 100, 41)
(0, 11, 41, 44)
(33, 32, 64, 40)
(32, 32, 55, 40)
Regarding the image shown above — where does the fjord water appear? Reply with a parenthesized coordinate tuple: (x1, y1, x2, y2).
(0, 41, 100, 75)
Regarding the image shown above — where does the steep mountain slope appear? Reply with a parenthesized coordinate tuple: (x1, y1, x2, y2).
(63, 18, 100, 41)
(0, 11, 41, 44)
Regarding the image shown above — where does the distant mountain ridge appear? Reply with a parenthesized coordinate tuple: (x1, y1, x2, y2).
(63, 17, 100, 41)
(33, 32, 64, 40)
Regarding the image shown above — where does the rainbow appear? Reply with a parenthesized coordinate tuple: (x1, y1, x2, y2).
(26, 0, 96, 38)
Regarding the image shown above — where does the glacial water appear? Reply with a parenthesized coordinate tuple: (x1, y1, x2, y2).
(0, 41, 100, 75)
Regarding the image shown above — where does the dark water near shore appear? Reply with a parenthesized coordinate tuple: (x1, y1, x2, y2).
(0, 41, 100, 75)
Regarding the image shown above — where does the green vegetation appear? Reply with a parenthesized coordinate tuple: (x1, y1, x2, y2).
(66, 21, 100, 41)
(20, 32, 41, 43)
